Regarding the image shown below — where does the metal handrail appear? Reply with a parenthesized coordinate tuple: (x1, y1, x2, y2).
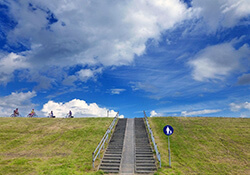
(92, 112, 119, 168)
(143, 111, 161, 168)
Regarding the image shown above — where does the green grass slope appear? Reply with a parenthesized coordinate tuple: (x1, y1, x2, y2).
(0, 117, 113, 175)
(149, 117, 250, 175)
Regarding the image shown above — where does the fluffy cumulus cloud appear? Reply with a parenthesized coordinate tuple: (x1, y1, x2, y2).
(230, 102, 250, 112)
(41, 99, 124, 118)
(192, 0, 250, 31)
(189, 42, 250, 82)
(0, 0, 189, 86)
(149, 110, 165, 117)
(0, 91, 37, 116)
(181, 109, 221, 116)
(76, 68, 103, 82)
(150, 110, 158, 117)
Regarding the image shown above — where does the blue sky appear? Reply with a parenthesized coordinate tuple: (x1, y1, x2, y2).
(0, 0, 249, 118)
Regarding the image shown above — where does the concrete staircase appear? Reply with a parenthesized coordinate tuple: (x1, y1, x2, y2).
(99, 118, 127, 173)
(135, 118, 157, 174)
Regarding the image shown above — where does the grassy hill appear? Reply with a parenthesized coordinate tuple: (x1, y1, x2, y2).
(0, 117, 113, 175)
(1, 117, 249, 175)
(148, 117, 250, 175)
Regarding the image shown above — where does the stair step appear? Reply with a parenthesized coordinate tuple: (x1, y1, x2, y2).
(102, 157, 121, 160)
(136, 152, 153, 156)
(102, 160, 121, 163)
(105, 151, 122, 154)
(101, 170, 119, 173)
(136, 157, 155, 160)
(136, 163, 156, 167)
(136, 149, 152, 151)
(136, 151, 153, 153)
(136, 146, 151, 148)
(107, 148, 123, 150)
(136, 154, 154, 157)
(136, 160, 155, 163)
(104, 154, 122, 157)
(135, 170, 156, 173)
(105, 153, 122, 155)
(136, 166, 157, 170)
(108, 144, 123, 146)
(99, 166, 119, 170)
(136, 148, 151, 150)
(100, 163, 120, 167)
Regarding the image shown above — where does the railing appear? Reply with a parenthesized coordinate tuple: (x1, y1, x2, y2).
(92, 112, 119, 168)
(143, 111, 161, 168)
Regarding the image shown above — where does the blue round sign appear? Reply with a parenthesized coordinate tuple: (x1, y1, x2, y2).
(163, 125, 174, 136)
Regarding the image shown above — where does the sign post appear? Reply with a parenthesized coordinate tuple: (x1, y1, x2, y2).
(163, 125, 174, 168)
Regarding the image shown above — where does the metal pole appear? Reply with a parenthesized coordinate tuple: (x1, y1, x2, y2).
(92, 152, 94, 168)
(159, 153, 161, 168)
(168, 136, 171, 167)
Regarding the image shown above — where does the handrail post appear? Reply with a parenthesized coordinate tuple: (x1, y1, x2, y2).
(159, 153, 161, 168)
(107, 129, 110, 144)
(92, 152, 94, 168)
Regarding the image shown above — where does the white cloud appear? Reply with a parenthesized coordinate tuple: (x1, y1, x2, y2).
(76, 68, 103, 82)
(0, 52, 29, 85)
(149, 110, 165, 117)
(240, 113, 248, 118)
(230, 102, 250, 112)
(181, 109, 221, 116)
(189, 42, 250, 81)
(110, 89, 126, 95)
(0, 92, 125, 118)
(41, 99, 124, 118)
(150, 110, 158, 117)
(192, 0, 250, 31)
(1, 0, 189, 86)
(76, 69, 94, 82)
(0, 91, 37, 116)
